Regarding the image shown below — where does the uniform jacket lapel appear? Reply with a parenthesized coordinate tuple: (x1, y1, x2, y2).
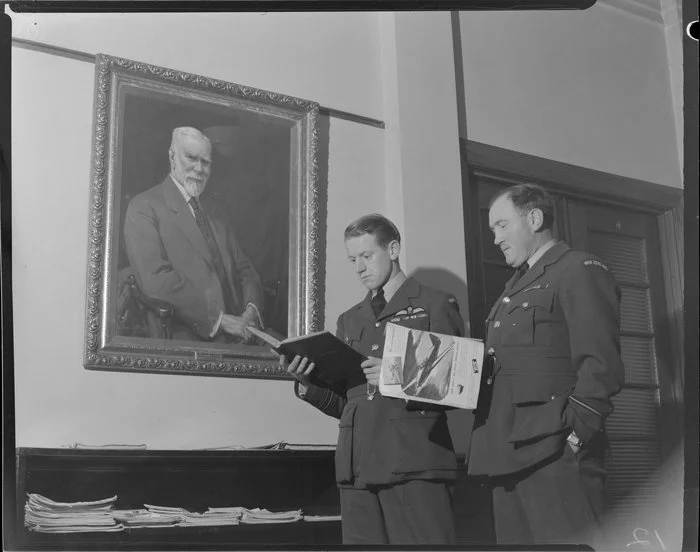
(356, 292, 375, 322)
(354, 276, 420, 323)
(486, 242, 571, 324)
(381, 277, 420, 320)
(487, 277, 515, 323)
(508, 241, 570, 296)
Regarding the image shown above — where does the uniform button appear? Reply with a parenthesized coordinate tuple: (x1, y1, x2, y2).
(420, 410, 426, 415)
(522, 301, 529, 308)
(493, 321, 501, 328)
(487, 347, 495, 355)
(371, 344, 379, 351)
(503, 297, 511, 304)
(551, 395, 556, 400)
(375, 322, 381, 328)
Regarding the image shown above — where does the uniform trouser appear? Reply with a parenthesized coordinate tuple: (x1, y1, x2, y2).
(339, 480, 456, 545)
(491, 445, 605, 546)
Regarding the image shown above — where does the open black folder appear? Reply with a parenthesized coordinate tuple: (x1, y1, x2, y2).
(249, 327, 367, 389)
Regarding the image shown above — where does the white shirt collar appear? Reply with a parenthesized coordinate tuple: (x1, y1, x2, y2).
(527, 239, 557, 269)
(375, 270, 407, 303)
(170, 174, 195, 205)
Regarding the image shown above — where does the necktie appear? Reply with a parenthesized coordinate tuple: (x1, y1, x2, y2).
(189, 196, 212, 241)
(513, 263, 529, 284)
(370, 288, 387, 319)
(367, 287, 386, 400)
(189, 197, 238, 313)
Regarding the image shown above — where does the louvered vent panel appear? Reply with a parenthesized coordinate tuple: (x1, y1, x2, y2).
(620, 286, 653, 334)
(588, 231, 647, 284)
(607, 388, 659, 438)
(605, 442, 661, 520)
(620, 336, 658, 386)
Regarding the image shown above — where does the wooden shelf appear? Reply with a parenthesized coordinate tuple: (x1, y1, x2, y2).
(13, 447, 341, 550)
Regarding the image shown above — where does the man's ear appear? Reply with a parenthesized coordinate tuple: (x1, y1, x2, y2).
(389, 240, 401, 261)
(528, 208, 544, 232)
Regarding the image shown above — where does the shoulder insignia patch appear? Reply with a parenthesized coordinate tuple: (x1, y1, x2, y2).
(583, 259, 609, 271)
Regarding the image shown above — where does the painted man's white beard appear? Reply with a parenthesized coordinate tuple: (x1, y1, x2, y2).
(183, 178, 207, 199)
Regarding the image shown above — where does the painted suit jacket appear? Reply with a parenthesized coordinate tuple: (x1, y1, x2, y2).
(297, 277, 465, 488)
(123, 177, 263, 341)
(468, 242, 625, 476)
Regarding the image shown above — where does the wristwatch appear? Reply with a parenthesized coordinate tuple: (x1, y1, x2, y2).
(566, 431, 583, 448)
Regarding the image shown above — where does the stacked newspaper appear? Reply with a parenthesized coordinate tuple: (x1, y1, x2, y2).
(117, 505, 244, 527)
(112, 507, 181, 528)
(180, 507, 244, 527)
(240, 508, 303, 524)
(24, 493, 124, 533)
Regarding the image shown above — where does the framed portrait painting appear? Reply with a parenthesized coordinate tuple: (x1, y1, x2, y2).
(83, 54, 324, 379)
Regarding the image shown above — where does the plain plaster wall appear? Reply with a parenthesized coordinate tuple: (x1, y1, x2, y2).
(459, 4, 682, 188)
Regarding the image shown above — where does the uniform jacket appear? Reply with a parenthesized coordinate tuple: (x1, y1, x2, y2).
(298, 277, 465, 488)
(123, 177, 263, 340)
(468, 242, 624, 476)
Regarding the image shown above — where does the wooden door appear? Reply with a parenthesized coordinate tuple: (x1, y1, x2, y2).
(566, 201, 680, 542)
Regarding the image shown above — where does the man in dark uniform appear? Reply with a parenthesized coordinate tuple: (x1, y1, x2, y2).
(468, 184, 625, 546)
(284, 214, 464, 545)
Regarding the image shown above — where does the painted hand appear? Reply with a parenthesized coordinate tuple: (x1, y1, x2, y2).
(220, 314, 252, 341)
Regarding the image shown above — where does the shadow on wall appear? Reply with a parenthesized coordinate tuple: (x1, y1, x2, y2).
(409, 267, 469, 325)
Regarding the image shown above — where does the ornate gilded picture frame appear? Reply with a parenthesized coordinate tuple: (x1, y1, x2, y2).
(83, 54, 323, 379)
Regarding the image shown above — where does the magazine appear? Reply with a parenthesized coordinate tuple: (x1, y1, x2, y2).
(379, 323, 484, 410)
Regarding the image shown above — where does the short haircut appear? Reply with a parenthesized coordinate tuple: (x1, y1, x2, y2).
(489, 183, 555, 232)
(170, 126, 211, 151)
(344, 213, 401, 247)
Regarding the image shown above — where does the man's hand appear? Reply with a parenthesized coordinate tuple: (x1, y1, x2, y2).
(241, 305, 260, 330)
(282, 354, 316, 388)
(220, 314, 252, 341)
(361, 357, 382, 386)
